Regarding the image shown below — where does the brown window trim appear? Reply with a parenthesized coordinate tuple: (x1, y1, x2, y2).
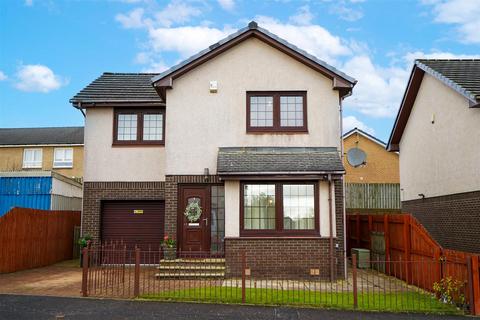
(246, 91, 308, 133)
(113, 108, 165, 146)
(239, 181, 319, 237)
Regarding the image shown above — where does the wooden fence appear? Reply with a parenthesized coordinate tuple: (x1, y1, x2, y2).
(347, 213, 480, 315)
(345, 183, 401, 210)
(0, 207, 81, 273)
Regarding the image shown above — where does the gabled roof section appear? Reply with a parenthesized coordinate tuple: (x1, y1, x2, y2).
(0, 127, 84, 146)
(70, 73, 164, 108)
(217, 147, 344, 177)
(387, 59, 480, 152)
(152, 21, 356, 100)
(343, 127, 386, 148)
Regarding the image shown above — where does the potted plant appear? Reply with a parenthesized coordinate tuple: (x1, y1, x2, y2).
(78, 234, 92, 267)
(161, 235, 176, 260)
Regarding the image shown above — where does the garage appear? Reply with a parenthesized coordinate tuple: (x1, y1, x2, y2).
(101, 200, 165, 251)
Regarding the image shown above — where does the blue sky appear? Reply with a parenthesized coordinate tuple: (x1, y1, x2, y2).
(1, 0, 479, 142)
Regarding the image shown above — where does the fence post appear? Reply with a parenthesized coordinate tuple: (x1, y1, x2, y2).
(403, 215, 411, 284)
(467, 256, 480, 315)
(383, 215, 390, 274)
(81, 247, 89, 297)
(134, 247, 140, 298)
(356, 214, 361, 248)
(352, 254, 358, 309)
(241, 250, 246, 304)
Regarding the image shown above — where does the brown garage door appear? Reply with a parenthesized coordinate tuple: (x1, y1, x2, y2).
(101, 200, 164, 251)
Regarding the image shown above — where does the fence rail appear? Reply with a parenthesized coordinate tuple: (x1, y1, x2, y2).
(0, 207, 81, 273)
(346, 213, 480, 315)
(346, 183, 401, 210)
(81, 245, 476, 314)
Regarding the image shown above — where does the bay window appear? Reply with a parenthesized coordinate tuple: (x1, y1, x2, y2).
(241, 182, 318, 236)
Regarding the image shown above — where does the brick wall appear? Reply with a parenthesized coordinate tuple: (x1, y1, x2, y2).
(164, 175, 221, 237)
(402, 190, 480, 254)
(82, 181, 165, 240)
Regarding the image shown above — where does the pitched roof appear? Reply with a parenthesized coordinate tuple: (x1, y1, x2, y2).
(387, 59, 480, 152)
(70, 73, 164, 108)
(416, 59, 480, 102)
(217, 147, 344, 176)
(343, 127, 386, 147)
(152, 21, 356, 99)
(0, 127, 84, 146)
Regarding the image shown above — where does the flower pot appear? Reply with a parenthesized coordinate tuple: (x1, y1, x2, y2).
(163, 247, 176, 260)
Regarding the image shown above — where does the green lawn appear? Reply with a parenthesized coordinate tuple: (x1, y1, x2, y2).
(140, 286, 462, 314)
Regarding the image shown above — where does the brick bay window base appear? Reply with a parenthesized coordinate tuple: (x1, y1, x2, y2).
(402, 190, 480, 254)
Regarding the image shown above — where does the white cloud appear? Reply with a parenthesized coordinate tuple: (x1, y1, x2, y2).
(154, 0, 203, 27)
(217, 0, 235, 11)
(24, 0, 33, 6)
(289, 5, 314, 26)
(403, 50, 480, 62)
(15, 64, 67, 93)
(423, 0, 480, 43)
(0, 71, 7, 81)
(343, 116, 375, 135)
(116, 8, 149, 29)
(329, 1, 363, 21)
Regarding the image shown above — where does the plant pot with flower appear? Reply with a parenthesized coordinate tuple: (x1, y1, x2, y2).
(161, 235, 177, 260)
(78, 234, 93, 267)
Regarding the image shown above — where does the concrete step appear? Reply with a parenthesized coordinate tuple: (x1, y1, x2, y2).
(160, 258, 225, 264)
(157, 264, 226, 271)
(155, 271, 225, 279)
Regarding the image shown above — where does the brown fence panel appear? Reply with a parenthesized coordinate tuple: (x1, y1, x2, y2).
(0, 207, 81, 273)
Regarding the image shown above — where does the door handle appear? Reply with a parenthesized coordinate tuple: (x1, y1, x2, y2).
(203, 217, 208, 226)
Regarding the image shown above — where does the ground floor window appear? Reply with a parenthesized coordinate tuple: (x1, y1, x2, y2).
(211, 185, 225, 253)
(241, 182, 319, 236)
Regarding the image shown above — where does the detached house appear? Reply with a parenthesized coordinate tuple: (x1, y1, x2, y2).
(71, 22, 356, 277)
(388, 59, 480, 254)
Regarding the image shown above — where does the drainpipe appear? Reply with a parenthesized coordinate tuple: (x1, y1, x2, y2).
(339, 97, 347, 278)
(328, 173, 334, 282)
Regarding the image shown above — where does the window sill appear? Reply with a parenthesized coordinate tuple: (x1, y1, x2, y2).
(246, 129, 308, 134)
(112, 142, 165, 147)
(225, 236, 324, 240)
(53, 166, 73, 169)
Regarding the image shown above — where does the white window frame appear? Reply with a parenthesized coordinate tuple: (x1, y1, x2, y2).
(53, 148, 74, 168)
(23, 148, 43, 169)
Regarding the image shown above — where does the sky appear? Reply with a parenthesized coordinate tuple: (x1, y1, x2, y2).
(1, 0, 479, 142)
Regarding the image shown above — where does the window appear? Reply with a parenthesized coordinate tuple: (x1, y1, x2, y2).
(210, 186, 225, 253)
(53, 148, 73, 168)
(113, 109, 165, 145)
(23, 149, 42, 168)
(247, 91, 307, 133)
(241, 182, 318, 236)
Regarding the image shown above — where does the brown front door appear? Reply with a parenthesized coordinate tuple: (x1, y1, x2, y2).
(178, 186, 210, 252)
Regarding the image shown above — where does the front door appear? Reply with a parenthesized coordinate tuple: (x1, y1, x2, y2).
(178, 186, 210, 252)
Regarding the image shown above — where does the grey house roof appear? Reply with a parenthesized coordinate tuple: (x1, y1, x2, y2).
(0, 127, 84, 146)
(152, 22, 356, 85)
(217, 147, 344, 175)
(70, 73, 164, 108)
(416, 59, 480, 104)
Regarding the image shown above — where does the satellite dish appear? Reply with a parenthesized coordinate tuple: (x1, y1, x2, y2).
(347, 148, 366, 167)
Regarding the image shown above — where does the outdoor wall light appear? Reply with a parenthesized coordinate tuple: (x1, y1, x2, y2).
(418, 193, 425, 199)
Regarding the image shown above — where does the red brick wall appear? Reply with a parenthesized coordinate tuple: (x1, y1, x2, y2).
(402, 190, 480, 254)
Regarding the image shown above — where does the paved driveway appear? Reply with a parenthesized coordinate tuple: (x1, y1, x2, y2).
(0, 294, 467, 320)
(0, 260, 81, 297)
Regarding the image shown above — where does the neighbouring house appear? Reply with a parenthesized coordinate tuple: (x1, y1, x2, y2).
(343, 128, 400, 213)
(0, 171, 83, 216)
(0, 127, 84, 180)
(70, 22, 356, 278)
(387, 59, 480, 254)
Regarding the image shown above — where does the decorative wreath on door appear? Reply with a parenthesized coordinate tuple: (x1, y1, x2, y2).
(184, 200, 202, 222)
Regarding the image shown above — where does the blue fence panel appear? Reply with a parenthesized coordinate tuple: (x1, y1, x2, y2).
(0, 177, 52, 216)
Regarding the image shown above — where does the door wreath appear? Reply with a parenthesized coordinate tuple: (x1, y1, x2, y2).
(184, 200, 202, 222)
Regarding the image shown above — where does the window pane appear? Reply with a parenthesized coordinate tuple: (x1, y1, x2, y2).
(143, 114, 163, 141)
(250, 96, 273, 127)
(53, 148, 73, 168)
(280, 95, 303, 127)
(117, 114, 137, 141)
(23, 149, 42, 168)
(243, 184, 275, 230)
(211, 186, 225, 253)
(283, 184, 315, 230)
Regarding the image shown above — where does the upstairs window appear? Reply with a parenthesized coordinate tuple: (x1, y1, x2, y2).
(113, 109, 165, 145)
(23, 149, 43, 168)
(53, 148, 73, 168)
(247, 91, 307, 133)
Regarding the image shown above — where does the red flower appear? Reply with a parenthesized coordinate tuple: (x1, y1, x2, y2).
(164, 235, 169, 241)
